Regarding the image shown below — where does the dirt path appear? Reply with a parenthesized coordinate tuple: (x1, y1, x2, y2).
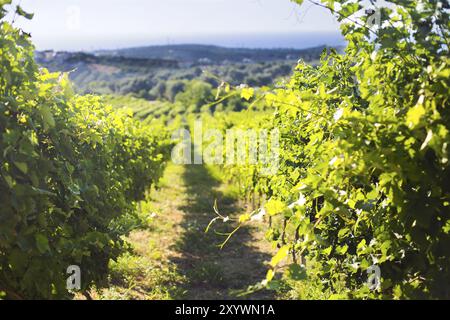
(96, 163, 274, 300)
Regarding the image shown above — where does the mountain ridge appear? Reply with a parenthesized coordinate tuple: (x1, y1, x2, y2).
(94, 43, 341, 65)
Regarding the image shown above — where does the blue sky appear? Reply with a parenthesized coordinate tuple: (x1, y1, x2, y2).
(10, 0, 343, 51)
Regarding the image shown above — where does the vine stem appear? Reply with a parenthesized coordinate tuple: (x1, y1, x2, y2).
(218, 225, 242, 250)
(11, 0, 22, 25)
(305, 0, 377, 36)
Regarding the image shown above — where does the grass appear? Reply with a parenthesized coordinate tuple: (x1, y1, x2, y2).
(94, 162, 275, 300)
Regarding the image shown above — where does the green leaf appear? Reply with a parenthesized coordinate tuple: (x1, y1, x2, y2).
(266, 279, 282, 290)
(16, 5, 34, 20)
(35, 234, 50, 253)
(381, 240, 391, 256)
(357, 239, 366, 256)
(8, 249, 28, 273)
(322, 246, 332, 256)
(0, 0, 12, 13)
(443, 220, 450, 234)
(2, 174, 15, 188)
(338, 228, 350, 239)
(31, 187, 56, 196)
(266, 269, 275, 282)
(239, 213, 251, 223)
(291, 0, 304, 6)
(360, 258, 370, 270)
(406, 99, 426, 128)
(285, 264, 307, 281)
(240, 87, 254, 101)
(339, 3, 360, 21)
(14, 161, 28, 174)
(39, 105, 55, 129)
(336, 244, 348, 255)
(270, 245, 289, 267)
(265, 199, 287, 216)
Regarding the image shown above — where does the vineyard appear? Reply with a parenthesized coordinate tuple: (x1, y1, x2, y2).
(1, 0, 449, 300)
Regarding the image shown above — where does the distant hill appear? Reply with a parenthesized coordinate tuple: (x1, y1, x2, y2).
(35, 44, 340, 98)
(35, 51, 178, 73)
(95, 44, 336, 65)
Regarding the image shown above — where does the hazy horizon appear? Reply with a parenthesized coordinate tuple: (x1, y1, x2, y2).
(34, 31, 346, 52)
(7, 0, 344, 51)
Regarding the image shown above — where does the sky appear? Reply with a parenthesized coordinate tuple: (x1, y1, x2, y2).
(8, 0, 344, 51)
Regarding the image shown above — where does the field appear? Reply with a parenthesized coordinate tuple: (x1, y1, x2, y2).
(0, 0, 449, 300)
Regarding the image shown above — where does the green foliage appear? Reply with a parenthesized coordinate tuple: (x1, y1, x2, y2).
(35, 49, 313, 100)
(0, 8, 171, 299)
(175, 80, 214, 113)
(208, 0, 450, 299)
(15, 5, 34, 20)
